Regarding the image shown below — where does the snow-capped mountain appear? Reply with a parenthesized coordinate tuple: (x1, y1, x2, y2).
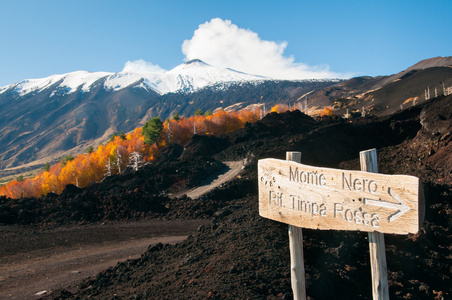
(0, 56, 450, 177)
(0, 59, 341, 174)
(0, 59, 266, 97)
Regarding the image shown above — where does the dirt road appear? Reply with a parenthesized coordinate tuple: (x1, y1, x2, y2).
(173, 160, 244, 199)
(0, 220, 209, 299)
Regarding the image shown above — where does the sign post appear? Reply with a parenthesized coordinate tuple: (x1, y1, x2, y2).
(258, 149, 423, 299)
(286, 152, 306, 300)
(360, 149, 389, 300)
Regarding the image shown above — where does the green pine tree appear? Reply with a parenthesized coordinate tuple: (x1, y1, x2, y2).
(143, 117, 163, 144)
(60, 155, 75, 167)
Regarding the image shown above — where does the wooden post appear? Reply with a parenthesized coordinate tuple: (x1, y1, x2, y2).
(286, 152, 306, 300)
(360, 149, 390, 300)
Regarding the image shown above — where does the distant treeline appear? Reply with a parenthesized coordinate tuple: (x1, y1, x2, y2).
(0, 104, 295, 199)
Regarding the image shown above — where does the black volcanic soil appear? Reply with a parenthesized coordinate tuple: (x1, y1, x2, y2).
(1, 95, 452, 299)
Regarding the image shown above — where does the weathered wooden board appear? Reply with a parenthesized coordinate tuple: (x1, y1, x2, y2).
(258, 159, 423, 235)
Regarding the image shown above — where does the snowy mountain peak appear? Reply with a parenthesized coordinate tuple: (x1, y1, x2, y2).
(184, 59, 209, 66)
(169, 59, 217, 74)
(0, 60, 266, 97)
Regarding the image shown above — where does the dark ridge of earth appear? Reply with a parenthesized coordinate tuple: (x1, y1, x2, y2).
(1, 95, 452, 299)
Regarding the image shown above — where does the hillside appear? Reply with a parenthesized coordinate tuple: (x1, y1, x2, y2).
(0, 76, 337, 173)
(307, 56, 452, 116)
(1, 94, 451, 299)
(1, 56, 450, 178)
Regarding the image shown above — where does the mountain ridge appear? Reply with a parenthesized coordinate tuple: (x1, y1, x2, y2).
(0, 59, 269, 97)
(306, 56, 452, 116)
(0, 56, 451, 176)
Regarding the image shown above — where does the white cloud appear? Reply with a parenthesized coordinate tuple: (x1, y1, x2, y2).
(122, 59, 166, 73)
(182, 18, 346, 79)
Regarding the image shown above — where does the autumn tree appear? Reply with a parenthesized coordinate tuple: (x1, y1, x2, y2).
(0, 103, 289, 199)
(270, 104, 289, 113)
(320, 106, 333, 117)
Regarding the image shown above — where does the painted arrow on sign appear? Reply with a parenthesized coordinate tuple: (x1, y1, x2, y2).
(363, 188, 410, 222)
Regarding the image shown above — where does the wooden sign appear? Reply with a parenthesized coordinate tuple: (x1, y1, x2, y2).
(258, 158, 423, 235)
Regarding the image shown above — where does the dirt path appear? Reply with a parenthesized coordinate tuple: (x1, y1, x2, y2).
(0, 161, 242, 299)
(173, 161, 244, 199)
(0, 220, 209, 299)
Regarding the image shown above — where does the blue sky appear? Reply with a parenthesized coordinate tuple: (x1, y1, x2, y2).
(0, 0, 451, 86)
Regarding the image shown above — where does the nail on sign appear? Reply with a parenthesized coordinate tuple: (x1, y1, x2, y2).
(258, 159, 423, 235)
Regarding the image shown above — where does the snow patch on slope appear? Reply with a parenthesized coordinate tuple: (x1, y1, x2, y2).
(4, 71, 110, 97)
(11, 74, 66, 96)
(104, 72, 179, 94)
(60, 71, 111, 92)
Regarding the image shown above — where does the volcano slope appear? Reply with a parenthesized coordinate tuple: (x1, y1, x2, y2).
(1, 95, 451, 299)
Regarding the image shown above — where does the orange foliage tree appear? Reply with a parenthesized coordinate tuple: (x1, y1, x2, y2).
(0, 128, 149, 198)
(320, 106, 333, 117)
(0, 104, 294, 199)
(270, 104, 289, 113)
(162, 106, 265, 146)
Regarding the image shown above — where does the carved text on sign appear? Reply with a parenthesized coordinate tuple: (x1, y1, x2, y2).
(258, 159, 423, 235)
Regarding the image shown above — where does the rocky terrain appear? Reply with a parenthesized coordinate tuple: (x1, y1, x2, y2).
(0, 94, 451, 299)
(308, 57, 452, 117)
